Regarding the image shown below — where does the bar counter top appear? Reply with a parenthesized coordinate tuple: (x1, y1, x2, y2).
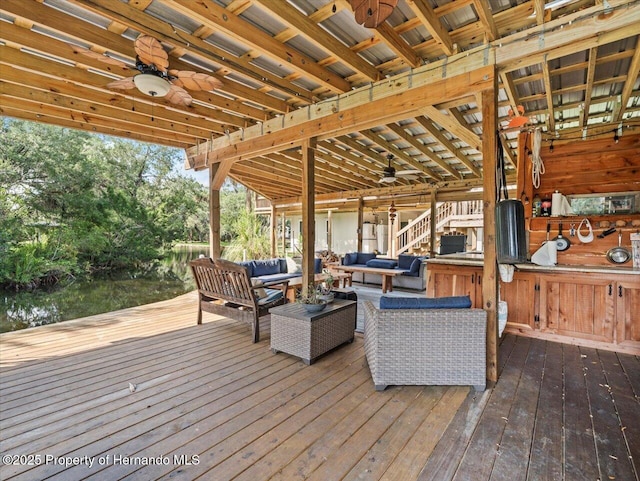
(426, 252, 640, 276)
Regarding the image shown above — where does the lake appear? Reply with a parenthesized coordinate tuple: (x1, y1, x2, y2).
(0, 244, 209, 333)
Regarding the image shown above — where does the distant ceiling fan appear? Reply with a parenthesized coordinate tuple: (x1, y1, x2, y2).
(72, 34, 222, 106)
(378, 154, 421, 183)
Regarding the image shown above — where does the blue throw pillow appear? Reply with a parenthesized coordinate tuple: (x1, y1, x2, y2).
(342, 253, 358, 265)
(379, 295, 472, 310)
(252, 259, 281, 277)
(314, 258, 323, 273)
(238, 261, 254, 277)
(409, 257, 423, 274)
(397, 254, 415, 270)
(366, 259, 397, 269)
(356, 252, 376, 265)
(278, 258, 287, 273)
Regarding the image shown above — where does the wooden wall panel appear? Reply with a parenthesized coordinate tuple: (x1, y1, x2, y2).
(519, 134, 640, 267)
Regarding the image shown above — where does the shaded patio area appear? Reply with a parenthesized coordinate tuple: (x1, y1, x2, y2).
(1, 291, 638, 480)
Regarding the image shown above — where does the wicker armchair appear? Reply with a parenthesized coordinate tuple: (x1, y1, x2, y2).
(363, 300, 487, 391)
(190, 257, 289, 343)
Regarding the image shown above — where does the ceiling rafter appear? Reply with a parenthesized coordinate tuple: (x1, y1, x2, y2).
(581, 47, 598, 127)
(0, 21, 270, 124)
(165, 0, 351, 94)
(358, 129, 443, 181)
(1, 0, 639, 204)
(254, 0, 381, 82)
(59, 0, 313, 105)
(406, 0, 455, 56)
(617, 39, 640, 121)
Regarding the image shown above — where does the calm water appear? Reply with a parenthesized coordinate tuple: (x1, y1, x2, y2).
(0, 245, 209, 333)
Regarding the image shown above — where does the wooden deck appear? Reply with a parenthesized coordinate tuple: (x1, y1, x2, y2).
(1, 289, 638, 481)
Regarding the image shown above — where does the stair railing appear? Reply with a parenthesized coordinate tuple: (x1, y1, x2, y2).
(395, 200, 484, 255)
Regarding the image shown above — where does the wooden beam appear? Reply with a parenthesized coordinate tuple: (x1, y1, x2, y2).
(167, 0, 351, 94)
(254, 0, 380, 81)
(616, 39, 640, 121)
(301, 137, 317, 294)
(187, 61, 496, 165)
(406, 0, 455, 56)
(209, 164, 222, 259)
(497, 0, 640, 72)
(270, 203, 277, 258)
(481, 70, 498, 385)
(357, 197, 364, 253)
(430, 190, 437, 257)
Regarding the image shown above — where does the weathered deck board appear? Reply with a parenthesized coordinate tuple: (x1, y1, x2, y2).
(1, 286, 638, 481)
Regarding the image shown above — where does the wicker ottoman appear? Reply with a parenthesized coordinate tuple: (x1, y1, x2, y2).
(269, 299, 357, 364)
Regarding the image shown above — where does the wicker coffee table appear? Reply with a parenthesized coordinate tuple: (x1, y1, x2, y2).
(269, 299, 357, 365)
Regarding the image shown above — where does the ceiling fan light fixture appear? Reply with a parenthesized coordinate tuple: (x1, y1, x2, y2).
(380, 176, 396, 183)
(133, 73, 170, 97)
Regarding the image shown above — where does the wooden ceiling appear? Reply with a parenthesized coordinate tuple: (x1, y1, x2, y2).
(1, 0, 639, 207)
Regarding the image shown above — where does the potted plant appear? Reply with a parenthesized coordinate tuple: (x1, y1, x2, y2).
(318, 270, 335, 303)
(297, 284, 327, 312)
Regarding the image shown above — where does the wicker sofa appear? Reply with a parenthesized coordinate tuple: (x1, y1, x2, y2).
(363, 297, 487, 391)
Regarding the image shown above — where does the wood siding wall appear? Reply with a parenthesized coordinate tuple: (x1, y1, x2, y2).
(519, 134, 640, 267)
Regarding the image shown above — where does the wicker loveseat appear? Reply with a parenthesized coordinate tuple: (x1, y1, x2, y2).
(363, 296, 487, 391)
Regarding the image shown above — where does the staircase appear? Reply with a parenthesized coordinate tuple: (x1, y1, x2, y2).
(395, 200, 484, 255)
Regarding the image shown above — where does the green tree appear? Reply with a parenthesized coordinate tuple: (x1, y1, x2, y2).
(0, 119, 211, 287)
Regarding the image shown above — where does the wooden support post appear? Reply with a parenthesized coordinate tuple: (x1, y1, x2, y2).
(517, 131, 533, 228)
(270, 203, 277, 258)
(481, 71, 499, 385)
(281, 212, 286, 257)
(327, 209, 333, 252)
(357, 198, 364, 252)
(209, 163, 221, 259)
(301, 138, 317, 295)
(430, 189, 437, 257)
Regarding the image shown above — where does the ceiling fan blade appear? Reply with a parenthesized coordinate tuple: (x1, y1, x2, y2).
(349, 0, 398, 28)
(69, 44, 130, 68)
(164, 84, 193, 106)
(396, 169, 421, 176)
(106, 77, 136, 90)
(168, 70, 223, 91)
(134, 35, 169, 71)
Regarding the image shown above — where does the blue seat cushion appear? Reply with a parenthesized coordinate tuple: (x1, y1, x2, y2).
(251, 259, 282, 277)
(397, 254, 416, 270)
(257, 273, 299, 283)
(379, 295, 472, 310)
(238, 261, 254, 277)
(257, 288, 283, 305)
(342, 252, 358, 265)
(401, 257, 424, 277)
(278, 258, 288, 273)
(356, 252, 376, 265)
(365, 259, 397, 269)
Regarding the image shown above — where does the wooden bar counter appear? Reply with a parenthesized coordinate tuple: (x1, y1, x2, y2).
(426, 254, 640, 355)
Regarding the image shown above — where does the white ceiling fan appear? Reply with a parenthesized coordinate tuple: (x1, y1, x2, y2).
(378, 154, 421, 183)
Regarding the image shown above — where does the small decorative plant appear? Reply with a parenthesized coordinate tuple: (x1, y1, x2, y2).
(320, 269, 334, 295)
(297, 284, 325, 305)
(297, 284, 328, 312)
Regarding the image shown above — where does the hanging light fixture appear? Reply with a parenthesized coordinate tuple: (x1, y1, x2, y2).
(388, 200, 397, 225)
(133, 73, 171, 97)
